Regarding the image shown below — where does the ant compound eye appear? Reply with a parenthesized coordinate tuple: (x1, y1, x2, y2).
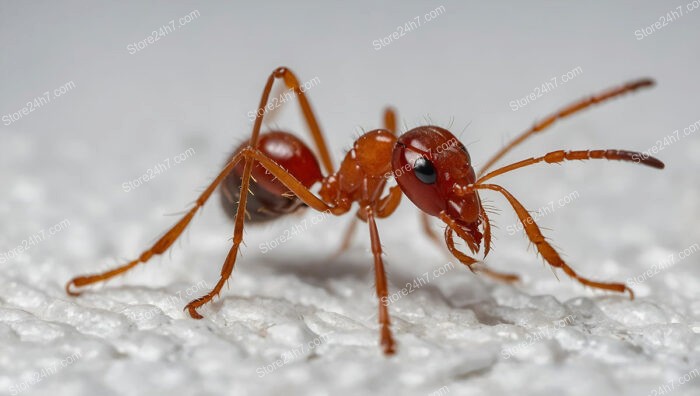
(392, 127, 456, 217)
(413, 157, 437, 184)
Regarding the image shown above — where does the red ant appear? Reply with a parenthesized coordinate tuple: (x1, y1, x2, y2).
(66, 67, 664, 355)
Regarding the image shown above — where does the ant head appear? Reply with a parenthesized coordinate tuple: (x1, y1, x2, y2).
(392, 126, 482, 234)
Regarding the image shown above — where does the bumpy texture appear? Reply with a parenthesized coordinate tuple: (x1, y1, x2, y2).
(1, 127, 699, 396)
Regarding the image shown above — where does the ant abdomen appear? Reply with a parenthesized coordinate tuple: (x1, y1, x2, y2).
(219, 131, 323, 223)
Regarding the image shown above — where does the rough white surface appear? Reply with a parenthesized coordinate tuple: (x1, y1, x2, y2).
(1, 2, 699, 396)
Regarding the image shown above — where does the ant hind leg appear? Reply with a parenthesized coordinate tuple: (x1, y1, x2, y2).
(184, 147, 345, 318)
(65, 150, 247, 296)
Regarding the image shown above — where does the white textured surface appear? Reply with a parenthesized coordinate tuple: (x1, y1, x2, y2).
(1, 1, 699, 396)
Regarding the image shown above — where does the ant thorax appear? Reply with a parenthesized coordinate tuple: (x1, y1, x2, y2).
(318, 129, 397, 208)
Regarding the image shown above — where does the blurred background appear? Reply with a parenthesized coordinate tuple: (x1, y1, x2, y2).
(1, 1, 698, 396)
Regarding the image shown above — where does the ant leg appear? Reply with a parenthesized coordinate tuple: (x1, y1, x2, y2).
(444, 226, 479, 271)
(443, 218, 519, 282)
(474, 205, 522, 282)
(330, 216, 359, 258)
(366, 206, 396, 355)
(474, 264, 520, 283)
(477, 149, 664, 184)
(272, 67, 335, 174)
(67, 67, 319, 297)
(420, 213, 443, 247)
(238, 148, 348, 214)
(474, 183, 634, 298)
(376, 186, 402, 218)
(329, 182, 401, 258)
(469, 148, 664, 285)
(65, 151, 247, 295)
(478, 196, 492, 257)
(184, 147, 350, 318)
(419, 195, 490, 257)
(383, 107, 397, 134)
(478, 79, 655, 176)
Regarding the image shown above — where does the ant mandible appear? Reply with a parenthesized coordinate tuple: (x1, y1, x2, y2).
(66, 66, 664, 355)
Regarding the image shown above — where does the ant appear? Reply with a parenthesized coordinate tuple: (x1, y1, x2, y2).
(66, 67, 664, 355)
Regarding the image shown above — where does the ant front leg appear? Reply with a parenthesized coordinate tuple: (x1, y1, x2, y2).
(479, 196, 492, 257)
(442, 218, 518, 282)
(474, 183, 634, 298)
(475, 202, 520, 283)
(437, 210, 520, 283)
(332, 185, 399, 259)
(366, 206, 396, 355)
(420, 212, 443, 247)
(376, 186, 402, 218)
(443, 226, 479, 271)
